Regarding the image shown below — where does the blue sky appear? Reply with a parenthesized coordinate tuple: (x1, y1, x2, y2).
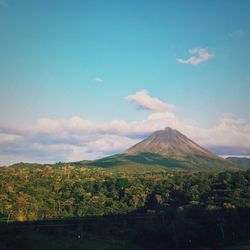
(0, 0, 250, 165)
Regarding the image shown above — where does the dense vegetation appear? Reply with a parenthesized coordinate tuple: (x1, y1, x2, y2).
(0, 165, 250, 249)
(0, 165, 250, 221)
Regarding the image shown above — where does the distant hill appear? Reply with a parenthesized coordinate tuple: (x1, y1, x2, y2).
(226, 157, 250, 169)
(87, 127, 238, 172)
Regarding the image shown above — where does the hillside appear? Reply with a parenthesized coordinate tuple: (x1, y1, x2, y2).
(226, 157, 250, 168)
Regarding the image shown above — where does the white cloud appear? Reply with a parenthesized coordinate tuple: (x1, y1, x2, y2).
(1, 90, 250, 165)
(88, 135, 138, 153)
(95, 77, 104, 83)
(127, 90, 175, 112)
(177, 48, 214, 65)
(195, 114, 250, 149)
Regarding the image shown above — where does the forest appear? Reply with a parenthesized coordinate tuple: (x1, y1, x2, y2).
(0, 165, 250, 249)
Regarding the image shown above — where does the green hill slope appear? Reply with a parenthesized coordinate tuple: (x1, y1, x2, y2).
(85, 152, 237, 172)
(226, 157, 250, 169)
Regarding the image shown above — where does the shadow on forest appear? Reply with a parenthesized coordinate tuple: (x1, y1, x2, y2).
(1, 206, 250, 250)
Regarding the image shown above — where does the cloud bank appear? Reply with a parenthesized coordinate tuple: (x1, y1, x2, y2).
(177, 48, 214, 65)
(0, 90, 250, 165)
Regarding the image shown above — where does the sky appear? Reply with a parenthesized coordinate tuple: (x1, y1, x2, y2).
(0, 0, 250, 165)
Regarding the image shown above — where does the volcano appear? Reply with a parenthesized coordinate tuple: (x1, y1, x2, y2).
(86, 127, 238, 171)
(125, 127, 215, 158)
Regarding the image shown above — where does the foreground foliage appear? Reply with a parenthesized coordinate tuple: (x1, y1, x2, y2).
(0, 165, 250, 249)
(0, 165, 249, 222)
